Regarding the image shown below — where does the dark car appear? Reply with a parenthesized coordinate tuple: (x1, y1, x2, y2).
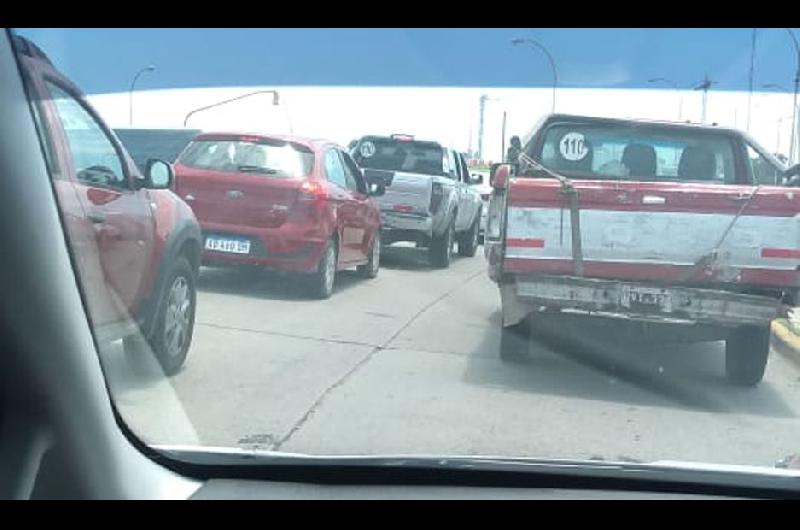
(114, 128, 201, 173)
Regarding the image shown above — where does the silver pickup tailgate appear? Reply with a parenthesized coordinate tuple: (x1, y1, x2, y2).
(372, 171, 434, 215)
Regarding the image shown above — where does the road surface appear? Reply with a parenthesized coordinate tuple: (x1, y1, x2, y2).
(103, 245, 800, 468)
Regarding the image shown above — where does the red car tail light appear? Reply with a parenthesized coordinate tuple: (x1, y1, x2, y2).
(298, 179, 327, 202)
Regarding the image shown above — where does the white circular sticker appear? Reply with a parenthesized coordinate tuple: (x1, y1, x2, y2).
(359, 141, 376, 158)
(559, 132, 588, 161)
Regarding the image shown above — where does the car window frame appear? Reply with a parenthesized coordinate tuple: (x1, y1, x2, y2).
(338, 149, 367, 195)
(41, 76, 134, 192)
(744, 140, 783, 186)
(324, 147, 347, 190)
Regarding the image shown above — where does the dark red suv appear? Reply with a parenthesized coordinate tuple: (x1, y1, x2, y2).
(14, 36, 202, 375)
(174, 132, 384, 298)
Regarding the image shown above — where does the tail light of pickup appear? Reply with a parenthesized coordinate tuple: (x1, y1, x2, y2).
(430, 182, 444, 213)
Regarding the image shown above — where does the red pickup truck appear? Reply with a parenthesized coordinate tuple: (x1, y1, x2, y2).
(14, 36, 202, 375)
(486, 114, 800, 386)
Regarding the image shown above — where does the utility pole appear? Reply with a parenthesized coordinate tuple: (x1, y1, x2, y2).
(478, 94, 487, 160)
(501, 110, 507, 163)
(747, 28, 757, 132)
(694, 74, 716, 124)
(786, 28, 800, 163)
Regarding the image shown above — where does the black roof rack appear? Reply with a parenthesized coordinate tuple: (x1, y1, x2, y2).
(13, 35, 53, 67)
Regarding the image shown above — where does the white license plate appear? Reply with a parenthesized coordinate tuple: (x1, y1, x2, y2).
(620, 285, 673, 312)
(205, 237, 251, 254)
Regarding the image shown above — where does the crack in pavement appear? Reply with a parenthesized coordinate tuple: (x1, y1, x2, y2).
(272, 268, 487, 451)
(196, 321, 382, 349)
(199, 320, 488, 359)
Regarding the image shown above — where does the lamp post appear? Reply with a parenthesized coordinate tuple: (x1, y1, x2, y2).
(479, 94, 507, 162)
(511, 37, 558, 114)
(183, 90, 281, 128)
(747, 29, 758, 132)
(129, 65, 155, 127)
(693, 74, 717, 124)
(785, 29, 800, 163)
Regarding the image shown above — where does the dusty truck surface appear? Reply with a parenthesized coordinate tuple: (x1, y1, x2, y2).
(485, 114, 800, 386)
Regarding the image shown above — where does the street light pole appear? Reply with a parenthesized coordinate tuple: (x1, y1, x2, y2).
(183, 90, 281, 128)
(647, 77, 682, 120)
(129, 65, 155, 127)
(786, 28, 800, 163)
(511, 37, 558, 113)
(747, 29, 758, 132)
(693, 74, 716, 124)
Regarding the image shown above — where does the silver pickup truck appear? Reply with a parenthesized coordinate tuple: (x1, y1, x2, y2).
(350, 134, 483, 268)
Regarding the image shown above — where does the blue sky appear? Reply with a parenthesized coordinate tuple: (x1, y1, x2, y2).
(15, 28, 800, 95)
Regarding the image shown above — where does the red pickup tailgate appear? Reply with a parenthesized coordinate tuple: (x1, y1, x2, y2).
(503, 178, 799, 288)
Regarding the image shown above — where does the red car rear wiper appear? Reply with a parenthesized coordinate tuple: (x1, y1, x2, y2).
(237, 165, 278, 174)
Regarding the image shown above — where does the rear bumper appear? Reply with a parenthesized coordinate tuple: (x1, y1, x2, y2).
(502, 274, 787, 328)
(199, 222, 327, 273)
(380, 210, 434, 244)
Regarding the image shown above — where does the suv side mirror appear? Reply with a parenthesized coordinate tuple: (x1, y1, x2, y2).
(470, 173, 484, 185)
(144, 158, 173, 189)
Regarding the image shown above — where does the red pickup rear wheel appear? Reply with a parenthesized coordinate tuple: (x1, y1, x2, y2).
(725, 325, 770, 386)
(500, 318, 530, 362)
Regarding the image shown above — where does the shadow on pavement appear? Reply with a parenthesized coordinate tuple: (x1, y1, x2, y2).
(462, 310, 796, 418)
(197, 265, 365, 301)
(380, 244, 473, 271)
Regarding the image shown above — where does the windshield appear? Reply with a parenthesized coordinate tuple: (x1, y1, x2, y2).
(352, 137, 445, 175)
(12, 28, 800, 488)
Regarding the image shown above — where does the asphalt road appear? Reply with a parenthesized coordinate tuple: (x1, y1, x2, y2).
(103, 245, 800, 469)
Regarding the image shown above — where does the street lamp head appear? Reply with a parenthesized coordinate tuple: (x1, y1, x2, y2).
(145, 65, 155, 72)
(511, 38, 525, 46)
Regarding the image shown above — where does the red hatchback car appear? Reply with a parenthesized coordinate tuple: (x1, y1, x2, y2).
(173, 133, 384, 298)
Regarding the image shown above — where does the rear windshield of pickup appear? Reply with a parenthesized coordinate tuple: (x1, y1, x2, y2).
(178, 137, 314, 177)
(352, 137, 445, 176)
(530, 123, 737, 184)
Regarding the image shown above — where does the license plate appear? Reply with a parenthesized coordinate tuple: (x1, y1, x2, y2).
(204, 237, 251, 254)
(620, 285, 673, 312)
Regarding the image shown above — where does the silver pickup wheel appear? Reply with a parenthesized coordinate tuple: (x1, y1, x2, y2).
(429, 218, 455, 268)
(457, 212, 480, 258)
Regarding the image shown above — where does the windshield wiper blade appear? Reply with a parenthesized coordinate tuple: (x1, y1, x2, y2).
(237, 165, 278, 174)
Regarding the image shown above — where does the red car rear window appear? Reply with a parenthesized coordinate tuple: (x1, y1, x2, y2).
(179, 138, 314, 177)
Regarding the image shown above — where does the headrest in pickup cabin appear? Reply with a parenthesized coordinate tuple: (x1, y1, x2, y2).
(622, 143, 657, 178)
(678, 145, 716, 181)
